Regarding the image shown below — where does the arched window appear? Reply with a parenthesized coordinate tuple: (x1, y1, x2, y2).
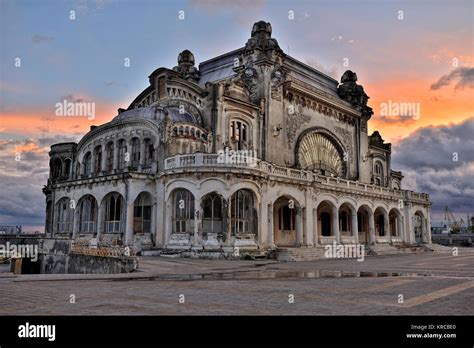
(106, 142, 114, 173)
(64, 159, 71, 179)
(94, 145, 102, 174)
(103, 193, 124, 233)
(173, 189, 195, 233)
(231, 189, 255, 236)
(143, 139, 154, 167)
(202, 193, 223, 234)
(230, 120, 249, 150)
(78, 195, 97, 233)
(52, 158, 62, 178)
(134, 192, 152, 233)
(297, 131, 344, 177)
(320, 212, 331, 236)
(118, 139, 127, 170)
(57, 198, 74, 233)
(84, 152, 92, 176)
(130, 138, 140, 170)
(278, 206, 295, 231)
(374, 161, 383, 186)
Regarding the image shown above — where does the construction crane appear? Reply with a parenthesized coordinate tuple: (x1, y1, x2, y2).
(444, 206, 464, 234)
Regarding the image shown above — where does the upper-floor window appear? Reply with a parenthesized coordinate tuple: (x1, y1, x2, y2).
(118, 139, 127, 170)
(230, 120, 248, 150)
(144, 138, 154, 166)
(131, 138, 140, 170)
(84, 152, 92, 176)
(106, 142, 114, 173)
(94, 145, 102, 173)
(374, 161, 383, 186)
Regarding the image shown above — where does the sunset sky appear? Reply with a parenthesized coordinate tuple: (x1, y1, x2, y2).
(0, 0, 473, 231)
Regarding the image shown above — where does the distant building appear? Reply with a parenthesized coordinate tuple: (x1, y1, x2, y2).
(43, 21, 432, 254)
(0, 225, 22, 235)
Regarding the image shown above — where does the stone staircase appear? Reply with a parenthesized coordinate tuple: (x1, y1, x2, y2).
(276, 247, 328, 262)
(368, 243, 427, 255)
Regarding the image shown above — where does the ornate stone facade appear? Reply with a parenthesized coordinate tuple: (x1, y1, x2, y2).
(43, 21, 432, 255)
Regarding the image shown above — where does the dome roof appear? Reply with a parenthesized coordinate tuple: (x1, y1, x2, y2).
(111, 105, 199, 125)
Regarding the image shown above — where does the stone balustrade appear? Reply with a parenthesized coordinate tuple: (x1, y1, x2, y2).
(163, 153, 429, 202)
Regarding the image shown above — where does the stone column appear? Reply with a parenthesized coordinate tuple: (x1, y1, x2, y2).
(303, 189, 313, 246)
(113, 140, 118, 172)
(138, 140, 146, 170)
(296, 206, 303, 246)
(426, 207, 432, 244)
(150, 199, 157, 245)
(384, 211, 391, 243)
(267, 203, 274, 248)
(368, 211, 375, 244)
(193, 196, 202, 247)
(257, 199, 266, 246)
(126, 139, 133, 170)
(96, 201, 104, 240)
(124, 201, 134, 245)
(351, 210, 359, 244)
(313, 209, 319, 246)
(72, 208, 78, 239)
(332, 206, 340, 243)
(100, 144, 107, 173)
(397, 214, 406, 242)
(90, 148, 95, 176)
(421, 215, 427, 243)
(155, 182, 165, 247)
(226, 199, 232, 246)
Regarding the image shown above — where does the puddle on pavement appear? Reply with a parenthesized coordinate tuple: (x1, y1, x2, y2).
(112, 269, 433, 282)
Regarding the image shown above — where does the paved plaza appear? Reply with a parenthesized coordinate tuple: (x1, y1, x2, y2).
(1, 248, 473, 315)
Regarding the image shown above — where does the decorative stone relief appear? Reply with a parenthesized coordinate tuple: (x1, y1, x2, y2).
(241, 65, 259, 104)
(270, 65, 286, 101)
(334, 126, 354, 167)
(286, 107, 311, 149)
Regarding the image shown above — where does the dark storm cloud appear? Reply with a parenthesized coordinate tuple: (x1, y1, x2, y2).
(392, 118, 474, 220)
(0, 134, 79, 228)
(392, 118, 474, 170)
(430, 67, 474, 90)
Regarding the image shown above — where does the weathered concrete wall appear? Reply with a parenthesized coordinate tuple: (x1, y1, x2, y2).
(67, 254, 137, 274)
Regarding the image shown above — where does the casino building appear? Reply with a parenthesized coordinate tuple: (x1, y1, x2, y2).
(43, 21, 432, 257)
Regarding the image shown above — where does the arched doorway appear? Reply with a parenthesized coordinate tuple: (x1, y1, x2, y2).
(389, 208, 402, 239)
(230, 189, 257, 240)
(317, 200, 337, 243)
(133, 192, 152, 234)
(56, 197, 74, 234)
(273, 196, 299, 247)
(202, 192, 224, 236)
(77, 195, 98, 234)
(172, 189, 195, 234)
(357, 205, 372, 244)
(374, 207, 388, 238)
(102, 192, 125, 234)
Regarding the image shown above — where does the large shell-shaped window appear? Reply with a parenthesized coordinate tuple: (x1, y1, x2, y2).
(297, 132, 343, 176)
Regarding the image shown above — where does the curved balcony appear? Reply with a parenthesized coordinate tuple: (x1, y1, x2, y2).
(162, 153, 428, 202)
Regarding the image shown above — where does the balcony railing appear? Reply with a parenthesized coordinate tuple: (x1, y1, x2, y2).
(105, 221, 123, 233)
(163, 153, 429, 202)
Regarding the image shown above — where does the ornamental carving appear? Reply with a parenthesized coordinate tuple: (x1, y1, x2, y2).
(334, 126, 354, 166)
(286, 107, 311, 149)
(270, 65, 286, 101)
(241, 65, 259, 104)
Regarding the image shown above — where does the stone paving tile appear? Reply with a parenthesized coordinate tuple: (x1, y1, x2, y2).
(1, 250, 473, 315)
